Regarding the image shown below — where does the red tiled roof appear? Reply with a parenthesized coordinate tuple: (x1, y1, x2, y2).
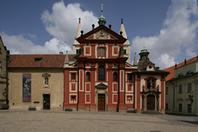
(165, 55, 198, 81)
(8, 54, 75, 68)
(165, 66, 175, 81)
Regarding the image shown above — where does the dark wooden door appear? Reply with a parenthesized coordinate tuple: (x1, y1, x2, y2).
(98, 94, 105, 111)
(43, 94, 50, 110)
(147, 94, 155, 110)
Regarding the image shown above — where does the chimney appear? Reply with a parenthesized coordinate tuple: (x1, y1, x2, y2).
(109, 24, 111, 29)
(92, 24, 95, 29)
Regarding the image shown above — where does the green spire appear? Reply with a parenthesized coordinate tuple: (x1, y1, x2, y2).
(98, 3, 106, 25)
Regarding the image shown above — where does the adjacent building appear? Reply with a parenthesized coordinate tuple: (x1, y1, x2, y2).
(166, 56, 198, 115)
(8, 54, 65, 110)
(0, 36, 9, 109)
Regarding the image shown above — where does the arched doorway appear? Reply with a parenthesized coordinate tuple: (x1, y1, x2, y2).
(147, 94, 155, 110)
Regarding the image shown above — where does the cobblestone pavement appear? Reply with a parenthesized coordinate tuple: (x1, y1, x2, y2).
(0, 111, 197, 132)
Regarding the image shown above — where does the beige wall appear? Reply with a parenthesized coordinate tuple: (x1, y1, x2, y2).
(9, 69, 64, 111)
(166, 75, 198, 115)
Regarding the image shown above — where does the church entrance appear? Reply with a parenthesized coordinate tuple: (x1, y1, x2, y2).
(98, 94, 105, 111)
(147, 94, 155, 110)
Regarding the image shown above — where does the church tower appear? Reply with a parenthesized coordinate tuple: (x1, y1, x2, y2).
(72, 18, 82, 54)
(119, 19, 131, 63)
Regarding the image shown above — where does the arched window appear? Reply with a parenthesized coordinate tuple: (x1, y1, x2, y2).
(113, 72, 118, 81)
(86, 72, 91, 81)
(98, 64, 105, 81)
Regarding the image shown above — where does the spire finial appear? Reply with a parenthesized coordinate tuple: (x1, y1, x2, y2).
(98, 1, 106, 25)
(78, 18, 81, 24)
(101, 3, 104, 16)
(121, 18, 123, 24)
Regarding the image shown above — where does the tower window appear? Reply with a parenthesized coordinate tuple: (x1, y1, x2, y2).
(127, 73, 133, 82)
(71, 73, 76, 81)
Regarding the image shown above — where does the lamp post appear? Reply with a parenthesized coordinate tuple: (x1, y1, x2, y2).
(115, 63, 120, 112)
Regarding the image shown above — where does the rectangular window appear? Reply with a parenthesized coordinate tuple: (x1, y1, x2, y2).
(166, 103, 168, 111)
(71, 83, 76, 91)
(70, 73, 76, 81)
(187, 104, 192, 113)
(179, 103, 182, 112)
(85, 46, 91, 56)
(187, 83, 192, 93)
(69, 94, 77, 104)
(113, 83, 118, 92)
(85, 94, 91, 103)
(127, 73, 133, 82)
(85, 83, 91, 92)
(126, 95, 133, 104)
(22, 74, 31, 102)
(178, 85, 182, 94)
(97, 47, 106, 57)
(112, 94, 117, 103)
(127, 84, 132, 91)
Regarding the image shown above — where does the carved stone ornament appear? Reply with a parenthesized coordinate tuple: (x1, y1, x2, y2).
(95, 30, 109, 39)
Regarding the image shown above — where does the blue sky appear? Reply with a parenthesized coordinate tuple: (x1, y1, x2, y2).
(0, 0, 198, 68)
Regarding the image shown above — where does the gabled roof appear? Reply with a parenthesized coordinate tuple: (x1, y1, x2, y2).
(8, 54, 75, 68)
(76, 25, 126, 43)
(95, 83, 108, 89)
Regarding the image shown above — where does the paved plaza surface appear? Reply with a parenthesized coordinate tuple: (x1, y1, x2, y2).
(0, 111, 198, 132)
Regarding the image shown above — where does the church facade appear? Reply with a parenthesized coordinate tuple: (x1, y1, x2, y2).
(63, 16, 168, 112)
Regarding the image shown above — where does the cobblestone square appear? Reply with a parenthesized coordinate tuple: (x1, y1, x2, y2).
(0, 111, 198, 132)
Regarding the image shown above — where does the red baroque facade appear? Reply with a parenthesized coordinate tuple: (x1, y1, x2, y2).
(63, 18, 168, 112)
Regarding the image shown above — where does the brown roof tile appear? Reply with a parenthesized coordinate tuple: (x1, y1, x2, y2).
(8, 54, 75, 68)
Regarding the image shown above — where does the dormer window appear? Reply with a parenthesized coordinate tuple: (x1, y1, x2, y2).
(146, 65, 154, 71)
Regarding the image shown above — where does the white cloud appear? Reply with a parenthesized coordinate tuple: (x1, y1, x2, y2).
(1, 33, 71, 54)
(2, 1, 97, 54)
(41, 1, 98, 45)
(132, 0, 198, 68)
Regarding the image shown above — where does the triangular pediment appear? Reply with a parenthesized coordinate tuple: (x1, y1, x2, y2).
(77, 25, 126, 43)
(95, 83, 108, 89)
(85, 29, 118, 40)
